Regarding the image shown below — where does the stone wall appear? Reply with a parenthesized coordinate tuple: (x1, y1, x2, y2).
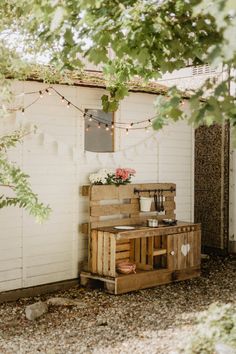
(194, 124, 229, 252)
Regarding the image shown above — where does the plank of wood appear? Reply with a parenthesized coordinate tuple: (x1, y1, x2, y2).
(188, 231, 194, 267)
(116, 269, 172, 294)
(90, 214, 176, 229)
(147, 237, 154, 268)
(177, 233, 188, 270)
(103, 232, 110, 276)
(116, 251, 130, 260)
(91, 185, 119, 200)
(192, 230, 200, 266)
(167, 234, 175, 271)
(91, 230, 98, 274)
(81, 185, 90, 196)
(116, 239, 131, 244)
(130, 239, 135, 262)
(109, 234, 116, 277)
(134, 238, 141, 264)
(116, 243, 130, 252)
(97, 231, 104, 275)
(153, 248, 167, 256)
(88, 183, 176, 201)
(172, 267, 201, 282)
(141, 238, 147, 265)
(91, 203, 139, 217)
(161, 235, 167, 268)
(81, 223, 88, 234)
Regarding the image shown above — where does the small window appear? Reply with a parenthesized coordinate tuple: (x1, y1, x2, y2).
(84, 109, 114, 152)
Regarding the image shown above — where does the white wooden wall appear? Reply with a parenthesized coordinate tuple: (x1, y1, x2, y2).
(0, 81, 194, 292)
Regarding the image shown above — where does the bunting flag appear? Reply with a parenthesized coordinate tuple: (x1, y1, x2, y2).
(12, 109, 179, 164)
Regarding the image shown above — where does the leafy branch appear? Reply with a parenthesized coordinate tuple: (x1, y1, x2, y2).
(0, 130, 51, 223)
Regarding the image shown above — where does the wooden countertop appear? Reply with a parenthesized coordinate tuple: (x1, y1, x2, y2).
(92, 221, 201, 240)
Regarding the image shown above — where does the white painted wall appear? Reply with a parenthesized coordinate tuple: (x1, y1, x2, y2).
(0, 80, 194, 292)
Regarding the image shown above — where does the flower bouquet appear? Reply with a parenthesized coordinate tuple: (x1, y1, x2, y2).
(89, 168, 136, 186)
(114, 168, 136, 185)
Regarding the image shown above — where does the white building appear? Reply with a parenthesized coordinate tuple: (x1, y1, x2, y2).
(0, 73, 194, 293)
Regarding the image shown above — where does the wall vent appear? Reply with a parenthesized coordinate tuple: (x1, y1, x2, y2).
(192, 64, 216, 76)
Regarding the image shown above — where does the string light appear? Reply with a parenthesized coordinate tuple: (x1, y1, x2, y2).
(86, 125, 90, 132)
(17, 86, 163, 133)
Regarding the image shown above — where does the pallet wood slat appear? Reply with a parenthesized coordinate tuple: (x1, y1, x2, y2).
(91, 230, 98, 274)
(153, 248, 167, 256)
(97, 231, 104, 274)
(116, 243, 130, 252)
(90, 213, 176, 229)
(103, 232, 110, 276)
(109, 234, 116, 277)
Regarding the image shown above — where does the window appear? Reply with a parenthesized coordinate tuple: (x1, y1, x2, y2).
(84, 109, 114, 152)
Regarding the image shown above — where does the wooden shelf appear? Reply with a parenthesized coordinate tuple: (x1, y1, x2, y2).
(153, 248, 167, 256)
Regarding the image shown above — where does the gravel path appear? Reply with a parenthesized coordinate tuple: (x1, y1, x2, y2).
(0, 256, 235, 354)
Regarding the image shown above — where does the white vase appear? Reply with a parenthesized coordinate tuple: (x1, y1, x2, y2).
(139, 197, 153, 212)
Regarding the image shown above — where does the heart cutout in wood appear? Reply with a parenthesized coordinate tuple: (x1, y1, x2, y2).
(181, 243, 190, 257)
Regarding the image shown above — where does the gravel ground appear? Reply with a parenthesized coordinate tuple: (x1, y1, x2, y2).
(0, 255, 235, 354)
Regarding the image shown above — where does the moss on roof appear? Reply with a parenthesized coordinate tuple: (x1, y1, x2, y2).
(8, 64, 190, 97)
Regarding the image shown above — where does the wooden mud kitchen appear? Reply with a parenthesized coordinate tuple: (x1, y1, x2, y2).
(80, 183, 201, 294)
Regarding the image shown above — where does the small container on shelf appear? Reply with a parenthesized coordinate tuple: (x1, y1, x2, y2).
(116, 261, 136, 274)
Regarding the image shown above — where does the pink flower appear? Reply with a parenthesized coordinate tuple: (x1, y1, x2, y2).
(115, 168, 136, 181)
(125, 168, 136, 176)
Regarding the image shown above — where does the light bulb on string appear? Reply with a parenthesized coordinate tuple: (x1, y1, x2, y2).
(67, 101, 71, 108)
(86, 125, 90, 132)
(148, 119, 151, 123)
(126, 128, 129, 135)
(105, 124, 109, 131)
(61, 96, 65, 102)
(89, 114, 93, 122)
(21, 108, 25, 115)
(39, 90, 43, 98)
(45, 89, 51, 95)
(129, 122, 134, 129)
(111, 122, 114, 129)
(98, 122, 101, 129)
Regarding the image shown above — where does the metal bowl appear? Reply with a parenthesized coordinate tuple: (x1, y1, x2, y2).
(162, 219, 177, 225)
(147, 219, 158, 227)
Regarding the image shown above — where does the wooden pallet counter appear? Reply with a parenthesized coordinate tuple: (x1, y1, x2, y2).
(80, 183, 201, 294)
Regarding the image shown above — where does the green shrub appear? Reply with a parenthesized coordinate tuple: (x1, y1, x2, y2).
(184, 303, 236, 354)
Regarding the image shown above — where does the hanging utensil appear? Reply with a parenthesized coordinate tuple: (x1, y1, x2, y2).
(154, 191, 158, 211)
(160, 190, 165, 212)
(157, 189, 161, 212)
